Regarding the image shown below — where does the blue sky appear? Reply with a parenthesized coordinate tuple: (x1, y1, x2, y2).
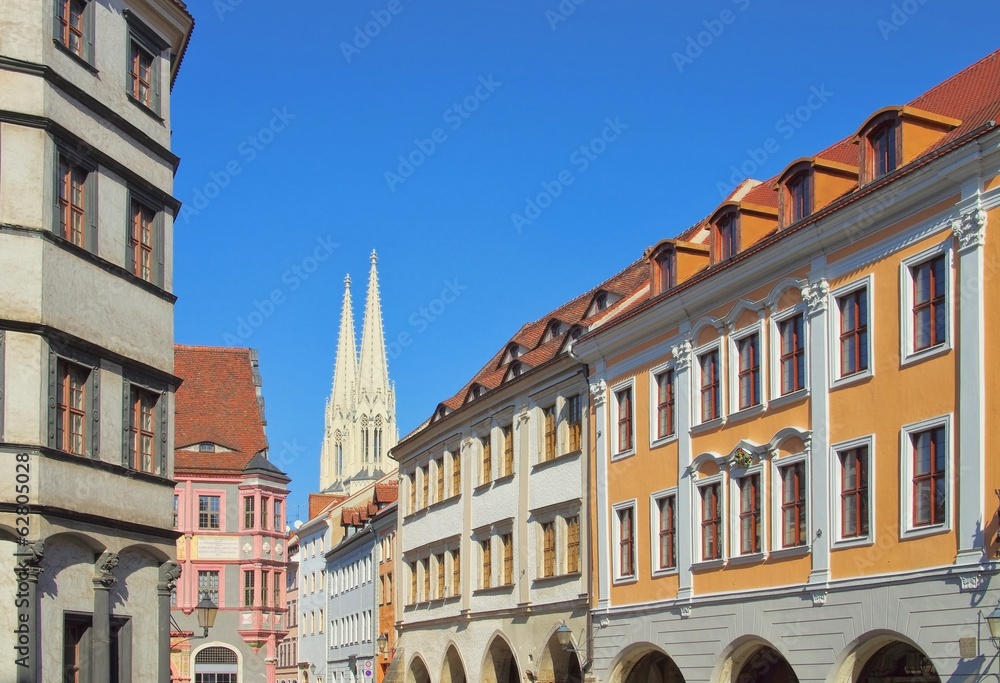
(171, 0, 1000, 522)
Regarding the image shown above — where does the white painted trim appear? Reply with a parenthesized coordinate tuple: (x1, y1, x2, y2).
(727, 320, 767, 415)
(829, 434, 876, 548)
(611, 499, 638, 583)
(728, 460, 767, 558)
(828, 274, 875, 388)
(609, 378, 636, 460)
(898, 413, 954, 540)
(769, 302, 810, 399)
(648, 360, 678, 448)
(693, 337, 725, 425)
(770, 451, 811, 553)
(649, 487, 679, 577)
(898, 239, 954, 366)
(694, 473, 726, 564)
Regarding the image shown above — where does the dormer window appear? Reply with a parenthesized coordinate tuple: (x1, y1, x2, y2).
(585, 291, 620, 318)
(869, 122, 898, 179)
(510, 362, 523, 378)
(542, 320, 564, 344)
(715, 212, 739, 262)
(785, 172, 812, 225)
(198, 442, 214, 452)
(501, 343, 524, 366)
(595, 293, 608, 310)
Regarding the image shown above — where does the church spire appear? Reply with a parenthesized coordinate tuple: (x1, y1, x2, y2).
(358, 251, 390, 404)
(321, 274, 358, 491)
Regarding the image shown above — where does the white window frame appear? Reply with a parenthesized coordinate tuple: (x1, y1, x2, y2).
(899, 414, 953, 539)
(649, 487, 679, 576)
(648, 361, 678, 448)
(611, 499, 638, 584)
(830, 434, 876, 548)
(728, 321, 766, 419)
(479, 428, 493, 486)
(770, 452, 810, 556)
(693, 338, 725, 428)
(694, 474, 726, 566)
(829, 275, 875, 387)
(609, 379, 636, 460)
(899, 242, 953, 366)
(536, 515, 560, 579)
(729, 461, 766, 561)
(769, 303, 810, 405)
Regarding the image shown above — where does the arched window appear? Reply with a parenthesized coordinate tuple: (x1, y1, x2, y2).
(195, 646, 238, 683)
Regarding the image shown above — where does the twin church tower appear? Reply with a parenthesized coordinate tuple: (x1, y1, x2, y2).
(319, 251, 398, 493)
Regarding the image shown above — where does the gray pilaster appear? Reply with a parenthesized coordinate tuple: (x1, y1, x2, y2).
(14, 541, 44, 683)
(92, 551, 119, 682)
(589, 370, 609, 610)
(801, 272, 831, 585)
(158, 561, 181, 683)
(670, 332, 694, 602)
(952, 203, 988, 565)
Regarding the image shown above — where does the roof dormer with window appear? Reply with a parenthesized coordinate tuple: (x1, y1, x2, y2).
(584, 290, 623, 319)
(776, 157, 858, 229)
(541, 319, 565, 344)
(646, 239, 710, 294)
(854, 106, 961, 186)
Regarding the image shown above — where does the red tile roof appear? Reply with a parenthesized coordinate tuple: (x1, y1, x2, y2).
(374, 481, 399, 505)
(309, 493, 346, 520)
(174, 345, 269, 475)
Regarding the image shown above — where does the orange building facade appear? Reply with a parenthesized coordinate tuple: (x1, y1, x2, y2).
(574, 51, 1000, 682)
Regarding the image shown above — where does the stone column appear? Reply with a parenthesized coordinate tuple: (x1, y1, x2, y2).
(589, 375, 609, 611)
(952, 206, 988, 565)
(92, 551, 119, 683)
(158, 561, 182, 683)
(801, 275, 831, 585)
(14, 541, 44, 683)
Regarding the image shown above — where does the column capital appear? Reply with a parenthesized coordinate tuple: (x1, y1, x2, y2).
(589, 378, 607, 407)
(158, 560, 182, 593)
(15, 541, 45, 581)
(800, 278, 830, 315)
(94, 551, 119, 589)
(670, 338, 693, 371)
(953, 208, 987, 252)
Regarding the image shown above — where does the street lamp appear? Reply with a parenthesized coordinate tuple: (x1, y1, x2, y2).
(195, 597, 218, 639)
(986, 600, 1000, 648)
(377, 633, 388, 654)
(555, 618, 609, 672)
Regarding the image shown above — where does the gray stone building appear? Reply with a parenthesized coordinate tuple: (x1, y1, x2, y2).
(0, 1, 194, 681)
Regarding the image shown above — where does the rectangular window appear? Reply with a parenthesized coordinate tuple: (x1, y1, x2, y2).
(717, 213, 738, 261)
(567, 394, 582, 452)
(481, 434, 492, 485)
(261, 570, 269, 607)
(615, 387, 633, 453)
(130, 198, 156, 283)
(243, 497, 255, 529)
(436, 553, 445, 597)
(839, 446, 869, 538)
(56, 359, 88, 455)
(912, 255, 946, 352)
(260, 497, 269, 530)
(912, 426, 946, 527)
(738, 474, 762, 554)
(700, 483, 722, 561)
(656, 496, 677, 570)
(871, 123, 897, 179)
(129, 386, 158, 473)
(780, 462, 807, 547)
(129, 39, 154, 107)
(451, 449, 461, 496)
(56, 0, 87, 56)
(197, 570, 219, 605)
(737, 334, 761, 409)
(409, 472, 417, 512)
(273, 500, 282, 531)
(542, 522, 555, 577)
(58, 156, 88, 247)
(838, 288, 869, 377)
(617, 506, 635, 578)
(566, 516, 580, 574)
(63, 613, 92, 683)
(422, 559, 430, 601)
(700, 350, 721, 422)
(198, 495, 220, 530)
(543, 405, 556, 461)
(173, 495, 178, 529)
(481, 539, 492, 589)
(778, 314, 805, 395)
(502, 425, 514, 476)
(273, 570, 281, 607)
(451, 549, 460, 596)
(243, 570, 255, 607)
(654, 369, 675, 439)
(409, 562, 417, 605)
(502, 533, 513, 585)
(421, 466, 429, 508)
(787, 172, 811, 223)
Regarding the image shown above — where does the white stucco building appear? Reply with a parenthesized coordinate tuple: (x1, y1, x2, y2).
(0, 1, 193, 681)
